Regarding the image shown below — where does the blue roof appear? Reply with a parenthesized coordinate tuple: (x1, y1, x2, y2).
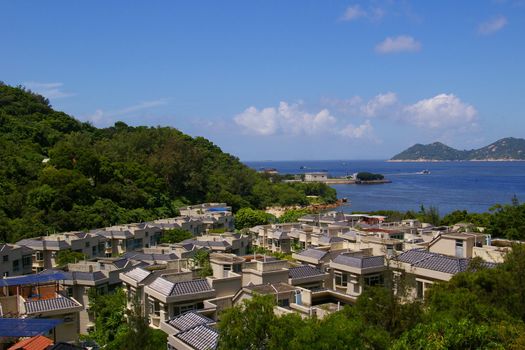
(208, 207, 229, 212)
(0, 272, 66, 287)
(0, 318, 63, 337)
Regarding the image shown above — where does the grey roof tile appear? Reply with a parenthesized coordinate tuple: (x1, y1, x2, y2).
(171, 279, 212, 296)
(175, 325, 218, 350)
(332, 254, 384, 269)
(25, 296, 80, 314)
(394, 249, 495, 274)
(288, 265, 325, 279)
(149, 277, 175, 296)
(295, 249, 328, 261)
(168, 312, 214, 331)
(123, 267, 151, 282)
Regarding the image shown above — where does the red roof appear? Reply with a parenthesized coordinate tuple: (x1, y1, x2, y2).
(8, 335, 53, 350)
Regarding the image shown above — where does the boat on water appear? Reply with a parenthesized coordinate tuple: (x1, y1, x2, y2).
(417, 170, 431, 175)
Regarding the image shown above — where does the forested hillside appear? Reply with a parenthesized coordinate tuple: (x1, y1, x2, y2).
(0, 84, 336, 243)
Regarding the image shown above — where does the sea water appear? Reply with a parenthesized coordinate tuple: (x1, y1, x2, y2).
(244, 160, 525, 215)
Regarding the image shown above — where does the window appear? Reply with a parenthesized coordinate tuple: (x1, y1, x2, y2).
(22, 255, 32, 267)
(278, 299, 290, 307)
(364, 274, 383, 286)
(92, 246, 97, 255)
(224, 265, 232, 271)
(455, 239, 464, 257)
(35, 251, 44, 261)
(12, 259, 20, 272)
(2, 255, 8, 262)
(416, 281, 424, 299)
(85, 242, 90, 248)
(232, 264, 242, 273)
(335, 272, 348, 287)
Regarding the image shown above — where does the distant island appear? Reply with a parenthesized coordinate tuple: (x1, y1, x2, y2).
(390, 137, 525, 161)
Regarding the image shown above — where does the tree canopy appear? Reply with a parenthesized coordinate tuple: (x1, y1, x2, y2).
(0, 84, 336, 243)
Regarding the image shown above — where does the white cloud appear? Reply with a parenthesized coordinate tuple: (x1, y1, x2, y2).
(361, 92, 398, 117)
(341, 5, 367, 21)
(341, 4, 385, 22)
(23, 81, 75, 99)
(234, 101, 372, 139)
(338, 120, 374, 138)
(478, 15, 507, 35)
(86, 98, 168, 126)
(403, 94, 477, 129)
(234, 106, 278, 136)
(375, 35, 421, 54)
(322, 92, 478, 131)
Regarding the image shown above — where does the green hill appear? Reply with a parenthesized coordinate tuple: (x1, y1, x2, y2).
(0, 83, 336, 242)
(391, 138, 525, 161)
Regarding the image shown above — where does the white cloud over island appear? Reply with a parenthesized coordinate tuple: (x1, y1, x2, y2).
(375, 35, 421, 54)
(233, 93, 477, 140)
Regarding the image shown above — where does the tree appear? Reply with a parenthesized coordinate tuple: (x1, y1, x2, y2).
(160, 228, 193, 243)
(86, 289, 166, 350)
(279, 209, 310, 223)
(56, 249, 86, 266)
(193, 249, 212, 278)
(218, 294, 277, 350)
(234, 208, 276, 230)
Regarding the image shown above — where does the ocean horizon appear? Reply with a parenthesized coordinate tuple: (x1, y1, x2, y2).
(244, 160, 525, 215)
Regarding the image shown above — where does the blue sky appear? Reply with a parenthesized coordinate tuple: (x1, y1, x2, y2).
(1, 0, 524, 160)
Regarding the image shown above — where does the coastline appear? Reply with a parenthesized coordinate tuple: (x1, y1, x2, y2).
(387, 159, 525, 162)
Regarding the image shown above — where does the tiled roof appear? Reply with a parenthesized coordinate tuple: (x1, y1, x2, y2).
(175, 325, 218, 350)
(332, 254, 385, 269)
(25, 296, 81, 314)
(149, 277, 213, 297)
(112, 258, 131, 269)
(123, 267, 151, 282)
(295, 249, 327, 261)
(7, 335, 53, 350)
(394, 249, 495, 274)
(171, 279, 212, 296)
(288, 265, 325, 279)
(168, 312, 214, 331)
(123, 252, 179, 261)
(70, 271, 107, 282)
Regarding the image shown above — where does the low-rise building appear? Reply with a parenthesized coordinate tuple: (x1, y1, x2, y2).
(0, 273, 83, 343)
(391, 248, 496, 299)
(17, 232, 107, 272)
(0, 243, 33, 277)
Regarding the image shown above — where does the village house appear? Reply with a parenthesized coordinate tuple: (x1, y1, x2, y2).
(1, 243, 33, 277)
(0, 272, 83, 343)
(17, 232, 107, 272)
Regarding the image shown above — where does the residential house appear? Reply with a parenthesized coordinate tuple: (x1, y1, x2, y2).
(0, 273, 83, 343)
(17, 232, 107, 272)
(0, 243, 33, 277)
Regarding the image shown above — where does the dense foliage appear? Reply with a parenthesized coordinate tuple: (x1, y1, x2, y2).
(86, 289, 166, 350)
(0, 84, 336, 243)
(159, 228, 193, 244)
(56, 249, 86, 267)
(234, 208, 276, 230)
(218, 245, 525, 349)
(278, 208, 311, 223)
